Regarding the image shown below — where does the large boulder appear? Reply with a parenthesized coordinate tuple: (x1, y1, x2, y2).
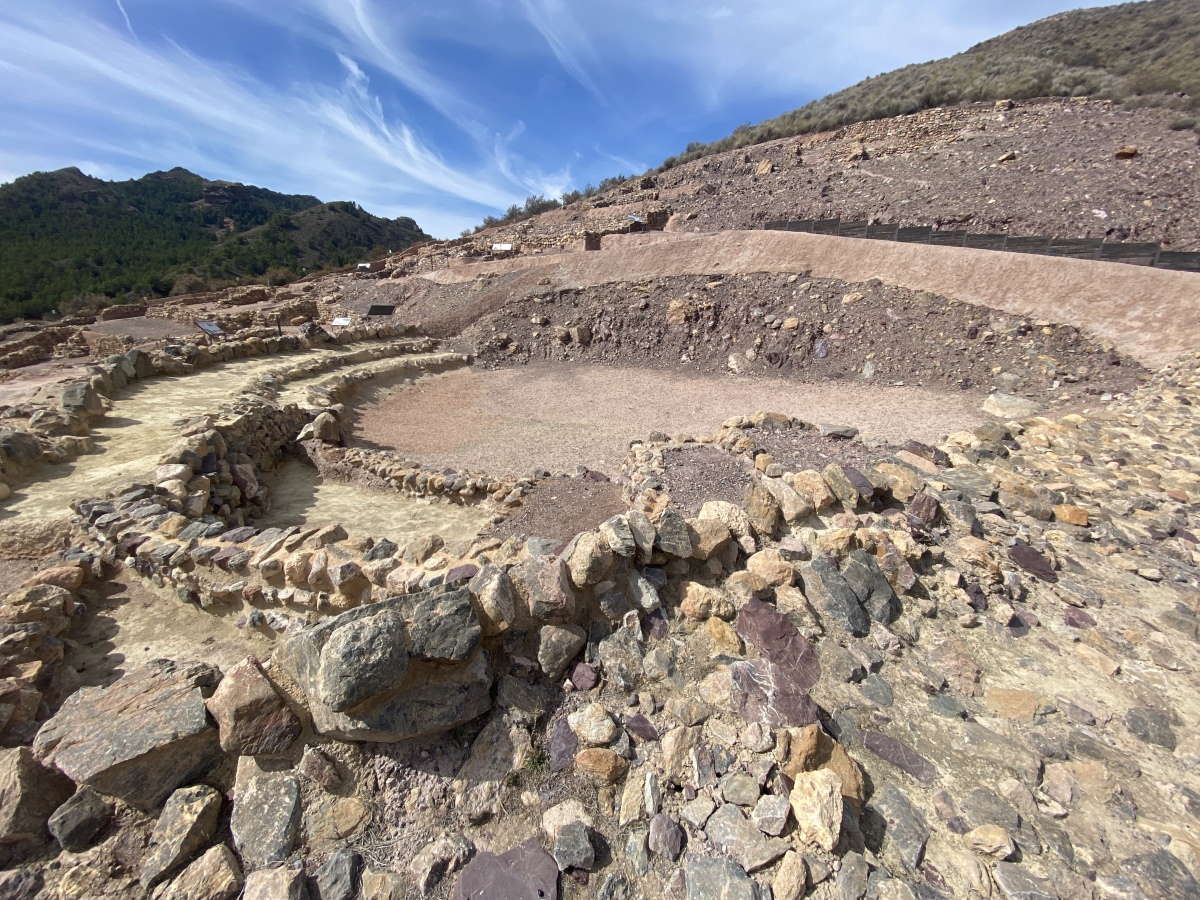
(0, 431, 43, 468)
(275, 590, 492, 742)
(31, 661, 223, 811)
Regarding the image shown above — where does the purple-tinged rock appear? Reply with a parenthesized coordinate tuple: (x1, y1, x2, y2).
(648, 814, 685, 861)
(452, 838, 559, 900)
(549, 718, 578, 773)
(1006, 542, 1058, 583)
(624, 714, 659, 743)
(862, 732, 939, 785)
(735, 599, 821, 691)
(220, 526, 257, 543)
(571, 663, 598, 692)
(1063, 608, 1096, 629)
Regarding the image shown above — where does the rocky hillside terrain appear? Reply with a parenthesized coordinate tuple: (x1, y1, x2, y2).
(0, 167, 428, 322)
(0, 16, 1197, 900)
(662, 0, 1200, 168)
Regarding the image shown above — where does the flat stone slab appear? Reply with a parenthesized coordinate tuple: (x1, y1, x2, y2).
(32, 661, 222, 810)
(452, 838, 558, 900)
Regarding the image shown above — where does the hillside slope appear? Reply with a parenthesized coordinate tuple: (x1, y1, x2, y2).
(0, 167, 428, 320)
(663, 0, 1200, 168)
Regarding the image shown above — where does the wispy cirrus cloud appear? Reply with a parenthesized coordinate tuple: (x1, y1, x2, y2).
(0, 2, 529, 235)
(517, 0, 607, 105)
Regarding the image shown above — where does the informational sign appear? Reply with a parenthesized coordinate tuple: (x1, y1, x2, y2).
(491, 243, 513, 252)
(331, 317, 353, 328)
(366, 304, 396, 317)
(195, 321, 225, 337)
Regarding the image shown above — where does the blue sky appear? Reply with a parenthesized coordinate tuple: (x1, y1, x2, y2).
(0, 0, 1127, 237)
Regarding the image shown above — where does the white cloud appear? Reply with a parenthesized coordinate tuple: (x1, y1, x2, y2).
(113, 0, 136, 39)
(517, 0, 607, 104)
(0, 3, 532, 235)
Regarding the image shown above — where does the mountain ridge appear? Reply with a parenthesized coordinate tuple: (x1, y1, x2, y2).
(0, 166, 428, 321)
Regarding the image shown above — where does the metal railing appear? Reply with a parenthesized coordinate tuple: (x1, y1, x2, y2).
(763, 218, 1200, 273)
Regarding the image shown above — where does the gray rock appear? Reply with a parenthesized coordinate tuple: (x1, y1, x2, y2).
(751, 794, 792, 836)
(0, 431, 42, 467)
(655, 509, 693, 557)
(468, 564, 516, 636)
(625, 829, 649, 877)
(648, 813, 685, 861)
(61, 382, 105, 417)
(31, 661, 222, 811)
(626, 571, 661, 612)
(552, 820, 594, 871)
(598, 626, 643, 691)
(960, 788, 1037, 854)
(1125, 707, 1176, 750)
(451, 838, 557, 900)
(48, 787, 112, 852)
(538, 624, 587, 679)
(230, 767, 301, 868)
(721, 772, 761, 807)
(842, 549, 901, 624)
(627, 510, 656, 562)
(682, 795, 716, 829)
(836, 851, 870, 900)
(523, 554, 576, 621)
(406, 591, 482, 661)
(802, 558, 870, 636)
(859, 673, 894, 708)
(0, 871, 42, 900)
(600, 516, 637, 557)
(276, 591, 492, 741)
(597, 873, 634, 900)
(992, 862, 1056, 900)
(869, 784, 929, 870)
(314, 848, 361, 900)
(704, 802, 789, 872)
(140, 784, 223, 888)
(315, 607, 410, 712)
(0, 747, 74, 845)
(684, 857, 758, 900)
(1121, 849, 1200, 900)
(125, 348, 155, 378)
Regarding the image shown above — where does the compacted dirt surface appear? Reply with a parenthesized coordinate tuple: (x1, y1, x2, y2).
(352, 363, 989, 479)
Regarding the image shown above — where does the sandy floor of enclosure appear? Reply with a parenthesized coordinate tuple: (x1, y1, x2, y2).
(352, 363, 989, 478)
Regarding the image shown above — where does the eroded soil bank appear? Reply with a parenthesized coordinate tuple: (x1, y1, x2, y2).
(351, 363, 988, 478)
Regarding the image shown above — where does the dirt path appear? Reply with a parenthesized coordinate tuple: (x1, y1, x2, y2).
(67, 571, 273, 690)
(259, 458, 489, 544)
(352, 363, 987, 478)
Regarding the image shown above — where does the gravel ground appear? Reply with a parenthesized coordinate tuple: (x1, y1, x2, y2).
(486, 475, 627, 544)
(350, 362, 987, 479)
(661, 446, 755, 516)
